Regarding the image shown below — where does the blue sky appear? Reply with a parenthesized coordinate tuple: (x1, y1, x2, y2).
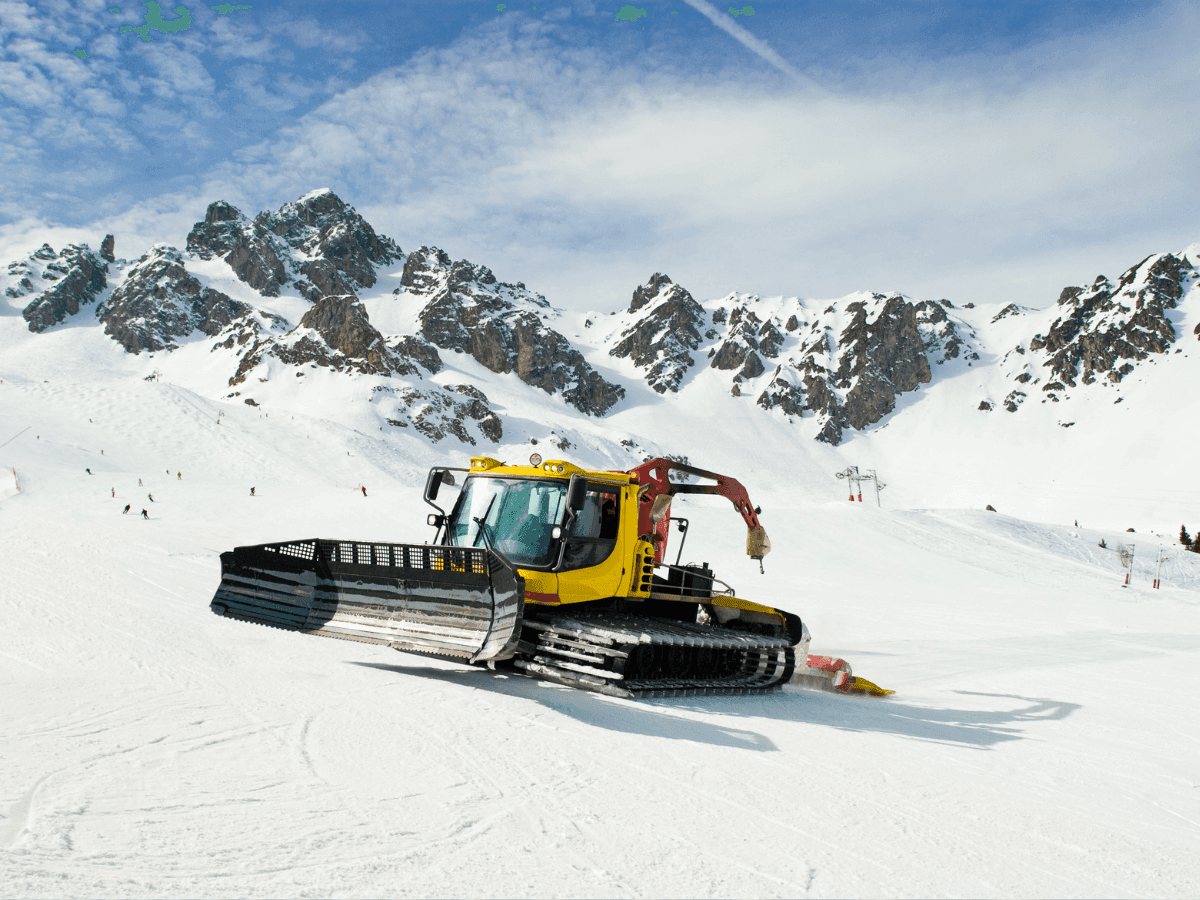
(1, 0, 1196, 310)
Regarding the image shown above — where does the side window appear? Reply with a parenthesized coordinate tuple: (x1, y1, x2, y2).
(561, 484, 619, 571)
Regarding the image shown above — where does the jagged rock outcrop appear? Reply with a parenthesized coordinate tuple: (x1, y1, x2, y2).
(834, 296, 932, 431)
(1023, 252, 1193, 389)
(708, 291, 975, 444)
(100, 235, 115, 263)
(99, 245, 252, 353)
(186, 190, 402, 301)
(17, 244, 109, 333)
(187, 201, 290, 296)
(374, 382, 503, 445)
(609, 274, 707, 393)
(400, 246, 624, 416)
(229, 294, 426, 385)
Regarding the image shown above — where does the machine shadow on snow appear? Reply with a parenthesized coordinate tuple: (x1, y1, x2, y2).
(348, 660, 779, 752)
(348, 660, 1079, 751)
(665, 689, 1081, 749)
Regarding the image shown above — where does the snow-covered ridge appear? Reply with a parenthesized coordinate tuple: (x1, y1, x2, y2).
(2, 189, 1197, 453)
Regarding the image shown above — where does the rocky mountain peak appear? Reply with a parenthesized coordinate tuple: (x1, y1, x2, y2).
(186, 191, 401, 302)
(630, 273, 674, 313)
(609, 274, 708, 394)
(10, 242, 109, 333)
(1021, 250, 1192, 393)
(407, 249, 621, 415)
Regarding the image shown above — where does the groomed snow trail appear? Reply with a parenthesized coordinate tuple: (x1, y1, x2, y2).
(2, 380, 1199, 898)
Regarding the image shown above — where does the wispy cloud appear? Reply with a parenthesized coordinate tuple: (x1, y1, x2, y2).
(678, 0, 815, 88)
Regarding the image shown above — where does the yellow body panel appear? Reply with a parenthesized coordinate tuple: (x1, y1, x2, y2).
(466, 457, 775, 616)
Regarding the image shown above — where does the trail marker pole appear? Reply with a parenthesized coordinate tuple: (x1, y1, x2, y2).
(0, 426, 31, 451)
(1154, 547, 1168, 589)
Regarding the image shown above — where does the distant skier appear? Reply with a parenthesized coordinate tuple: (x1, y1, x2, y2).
(250, 487, 255, 496)
(111, 488, 115, 498)
(141, 509, 149, 520)
(148, 493, 154, 502)
(123, 504, 131, 514)
(177, 472, 181, 480)
(85, 467, 92, 474)
(138, 478, 143, 486)
(361, 485, 367, 497)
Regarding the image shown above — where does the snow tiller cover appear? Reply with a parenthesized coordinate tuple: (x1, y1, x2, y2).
(210, 538, 524, 663)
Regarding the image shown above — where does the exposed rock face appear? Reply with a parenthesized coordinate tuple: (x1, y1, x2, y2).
(186, 190, 402, 300)
(99, 245, 252, 353)
(609, 274, 707, 393)
(390, 335, 443, 374)
(1022, 252, 1193, 389)
(720, 291, 973, 444)
(229, 294, 422, 385)
(400, 246, 624, 416)
(834, 296, 932, 431)
(100, 235, 115, 263)
(187, 201, 289, 296)
(17, 244, 109, 333)
(375, 382, 503, 445)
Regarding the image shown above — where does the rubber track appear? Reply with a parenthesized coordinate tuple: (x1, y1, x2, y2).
(515, 612, 796, 698)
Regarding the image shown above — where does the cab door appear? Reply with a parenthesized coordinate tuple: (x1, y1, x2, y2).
(556, 481, 625, 605)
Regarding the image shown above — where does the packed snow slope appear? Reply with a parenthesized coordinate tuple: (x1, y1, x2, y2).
(3, 200, 1200, 896)
(2, 376, 1200, 899)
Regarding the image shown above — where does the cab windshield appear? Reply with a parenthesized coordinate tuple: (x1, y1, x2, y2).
(445, 477, 567, 567)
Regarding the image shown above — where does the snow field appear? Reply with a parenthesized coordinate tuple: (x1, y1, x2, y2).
(2, 376, 1199, 897)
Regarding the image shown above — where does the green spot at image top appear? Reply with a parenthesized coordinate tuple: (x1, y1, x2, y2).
(729, 5, 755, 15)
(109, 6, 121, 11)
(73, 48, 88, 58)
(616, 5, 646, 23)
(212, 3, 252, 12)
(496, 3, 506, 9)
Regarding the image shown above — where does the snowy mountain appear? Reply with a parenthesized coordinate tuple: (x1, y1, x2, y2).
(3, 189, 1199, 529)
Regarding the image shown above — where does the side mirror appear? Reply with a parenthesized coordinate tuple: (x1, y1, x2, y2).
(566, 476, 587, 512)
(441, 471, 456, 486)
(424, 468, 444, 503)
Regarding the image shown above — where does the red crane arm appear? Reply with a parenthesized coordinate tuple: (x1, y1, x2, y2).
(626, 458, 771, 564)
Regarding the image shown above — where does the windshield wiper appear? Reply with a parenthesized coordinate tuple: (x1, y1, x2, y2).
(471, 495, 498, 550)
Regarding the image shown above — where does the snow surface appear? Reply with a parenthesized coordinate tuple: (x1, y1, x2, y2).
(3, 239, 1200, 896)
(2, 372, 1200, 898)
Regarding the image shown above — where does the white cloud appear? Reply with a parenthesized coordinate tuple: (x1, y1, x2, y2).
(165, 4, 1196, 312)
(3, 2, 1197, 318)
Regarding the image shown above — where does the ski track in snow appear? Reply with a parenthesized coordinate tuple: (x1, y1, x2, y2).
(1, 375, 1199, 897)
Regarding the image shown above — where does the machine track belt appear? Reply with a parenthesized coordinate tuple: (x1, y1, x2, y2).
(513, 612, 796, 698)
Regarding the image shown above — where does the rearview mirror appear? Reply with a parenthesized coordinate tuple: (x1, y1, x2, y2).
(441, 471, 455, 486)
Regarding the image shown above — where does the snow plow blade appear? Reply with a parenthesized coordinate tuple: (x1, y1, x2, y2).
(792, 654, 894, 697)
(210, 539, 524, 663)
